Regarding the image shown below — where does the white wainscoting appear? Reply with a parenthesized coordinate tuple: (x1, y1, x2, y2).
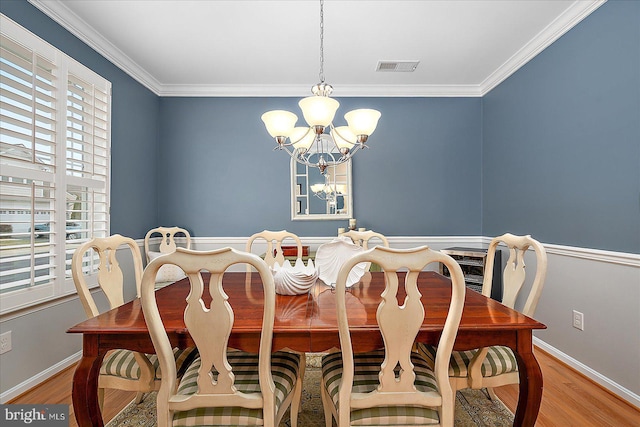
(3, 236, 638, 408)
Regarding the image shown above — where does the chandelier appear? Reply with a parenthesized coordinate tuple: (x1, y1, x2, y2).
(310, 174, 347, 214)
(311, 177, 347, 202)
(261, 0, 381, 174)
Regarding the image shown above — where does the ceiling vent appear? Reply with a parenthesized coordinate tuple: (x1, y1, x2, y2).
(376, 60, 420, 72)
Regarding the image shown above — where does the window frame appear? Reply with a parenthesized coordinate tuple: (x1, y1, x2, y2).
(0, 15, 111, 315)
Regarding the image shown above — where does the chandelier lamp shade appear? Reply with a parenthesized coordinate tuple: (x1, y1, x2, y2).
(260, 0, 381, 174)
(310, 180, 347, 199)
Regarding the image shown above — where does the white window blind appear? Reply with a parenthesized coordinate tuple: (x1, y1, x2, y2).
(0, 15, 111, 314)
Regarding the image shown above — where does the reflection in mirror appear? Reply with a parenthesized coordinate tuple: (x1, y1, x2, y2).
(291, 157, 352, 220)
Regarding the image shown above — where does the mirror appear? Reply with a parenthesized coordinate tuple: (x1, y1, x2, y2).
(291, 157, 352, 220)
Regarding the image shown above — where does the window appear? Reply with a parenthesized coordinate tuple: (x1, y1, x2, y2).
(0, 15, 111, 314)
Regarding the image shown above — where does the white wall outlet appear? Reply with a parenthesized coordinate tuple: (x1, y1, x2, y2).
(0, 331, 12, 354)
(572, 310, 584, 331)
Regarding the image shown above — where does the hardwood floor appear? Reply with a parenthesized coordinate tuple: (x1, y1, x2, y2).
(493, 349, 640, 427)
(8, 348, 640, 426)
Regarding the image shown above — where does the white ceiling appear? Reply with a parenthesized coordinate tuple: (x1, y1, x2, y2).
(28, 0, 604, 97)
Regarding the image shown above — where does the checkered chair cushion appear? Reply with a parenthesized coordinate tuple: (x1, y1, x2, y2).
(172, 350, 301, 426)
(321, 350, 440, 426)
(418, 343, 518, 378)
(100, 347, 196, 380)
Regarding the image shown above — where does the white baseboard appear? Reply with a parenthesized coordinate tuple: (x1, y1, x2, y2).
(534, 337, 640, 409)
(0, 351, 81, 403)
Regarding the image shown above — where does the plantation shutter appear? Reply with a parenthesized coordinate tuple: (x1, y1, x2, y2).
(64, 71, 110, 277)
(0, 30, 58, 298)
(0, 15, 111, 313)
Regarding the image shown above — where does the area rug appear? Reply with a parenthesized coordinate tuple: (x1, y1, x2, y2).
(107, 367, 513, 427)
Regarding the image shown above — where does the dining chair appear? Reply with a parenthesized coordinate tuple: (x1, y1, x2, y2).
(71, 234, 196, 412)
(144, 226, 191, 263)
(246, 229, 303, 268)
(338, 229, 389, 275)
(418, 233, 548, 402)
(338, 229, 389, 249)
(320, 246, 466, 427)
(144, 226, 192, 286)
(140, 247, 303, 427)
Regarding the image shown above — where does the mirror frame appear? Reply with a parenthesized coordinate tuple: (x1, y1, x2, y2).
(290, 158, 353, 221)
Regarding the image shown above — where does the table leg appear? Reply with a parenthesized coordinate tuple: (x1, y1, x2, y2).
(513, 330, 543, 427)
(72, 335, 105, 427)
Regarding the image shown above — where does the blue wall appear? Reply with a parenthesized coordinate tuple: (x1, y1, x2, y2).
(1, 0, 160, 239)
(158, 97, 482, 237)
(482, 0, 640, 253)
(3, 0, 638, 254)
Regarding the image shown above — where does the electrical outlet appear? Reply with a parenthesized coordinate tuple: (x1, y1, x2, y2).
(572, 310, 584, 331)
(0, 331, 11, 354)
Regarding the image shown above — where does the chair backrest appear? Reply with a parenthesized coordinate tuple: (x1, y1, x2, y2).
(144, 226, 191, 263)
(245, 230, 303, 267)
(482, 233, 548, 317)
(339, 229, 389, 249)
(334, 246, 466, 423)
(140, 247, 278, 426)
(71, 234, 143, 318)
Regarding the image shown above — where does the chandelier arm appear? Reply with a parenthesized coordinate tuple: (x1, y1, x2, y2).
(273, 143, 301, 159)
(272, 131, 312, 148)
(294, 151, 348, 170)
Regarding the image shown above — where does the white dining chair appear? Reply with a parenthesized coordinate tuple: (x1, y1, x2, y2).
(140, 247, 303, 427)
(71, 234, 196, 415)
(144, 226, 191, 262)
(144, 226, 192, 286)
(338, 229, 389, 249)
(246, 229, 303, 268)
(321, 245, 466, 427)
(418, 233, 548, 402)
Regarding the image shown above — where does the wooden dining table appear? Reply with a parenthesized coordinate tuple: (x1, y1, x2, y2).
(67, 271, 546, 427)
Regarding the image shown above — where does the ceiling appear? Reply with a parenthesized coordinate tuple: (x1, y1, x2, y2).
(28, 0, 604, 97)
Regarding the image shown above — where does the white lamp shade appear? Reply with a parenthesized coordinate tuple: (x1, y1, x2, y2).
(261, 110, 297, 138)
(298, 96, 340, 127)
(330, 126, 357, 149)
(290, 127, 315, 150)
(344, 108, 381, 136)
(310, 183, 325, 193)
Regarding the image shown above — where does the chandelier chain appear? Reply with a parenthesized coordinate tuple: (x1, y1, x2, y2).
(319, 0, 325, 83)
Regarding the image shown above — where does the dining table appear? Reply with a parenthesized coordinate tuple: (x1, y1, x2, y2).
(67, 270, 546, 427)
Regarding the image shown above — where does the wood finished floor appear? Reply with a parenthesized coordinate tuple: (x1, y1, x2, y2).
(8, 347, 640, 427)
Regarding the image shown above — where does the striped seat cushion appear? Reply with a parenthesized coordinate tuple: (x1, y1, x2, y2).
(172, 350, 301, 426)
(321, 350, 440, 426)
(100, 347, 197, 380)
(417, 343, 518, 378)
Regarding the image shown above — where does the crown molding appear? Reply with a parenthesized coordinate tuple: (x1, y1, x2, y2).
(479, 0, 606, 95)
(27, 0, 163, 94)
(28, 0, 605, 98)
(158, 83, 484, 98)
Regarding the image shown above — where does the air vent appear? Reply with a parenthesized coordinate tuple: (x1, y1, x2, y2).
(376, 60, 420, 72)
